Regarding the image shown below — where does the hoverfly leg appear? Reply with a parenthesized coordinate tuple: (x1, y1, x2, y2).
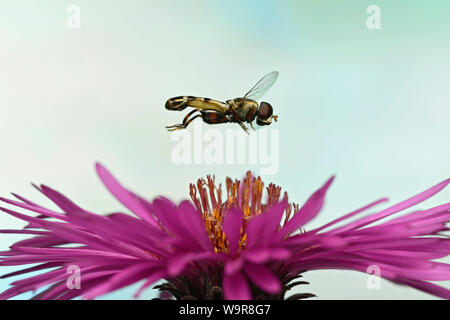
(230, 105, 250, 134)
(181, 109, 199, 126)
(166, 115, 202, 131)
(238, 122, 250, 134)
(165, 124, 184, 131)
(166, 109, 202, 131)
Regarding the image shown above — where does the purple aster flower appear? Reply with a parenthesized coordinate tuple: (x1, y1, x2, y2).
(0, 164, 449, 300)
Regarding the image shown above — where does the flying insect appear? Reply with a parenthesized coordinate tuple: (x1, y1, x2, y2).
(165, 71, 279, 133)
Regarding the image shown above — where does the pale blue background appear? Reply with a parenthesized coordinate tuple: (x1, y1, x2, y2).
(0, 0, 448, 299)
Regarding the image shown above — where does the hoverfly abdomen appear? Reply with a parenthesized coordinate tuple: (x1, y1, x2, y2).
(165, 96, 196, 111)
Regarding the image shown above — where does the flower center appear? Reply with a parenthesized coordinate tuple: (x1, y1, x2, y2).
(189, 171, 299, 253)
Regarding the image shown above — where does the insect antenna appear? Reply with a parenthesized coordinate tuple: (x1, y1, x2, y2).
(273, 112, 281, 122)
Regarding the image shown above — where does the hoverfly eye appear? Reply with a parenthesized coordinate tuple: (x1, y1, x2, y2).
(258, 102, 273, 120)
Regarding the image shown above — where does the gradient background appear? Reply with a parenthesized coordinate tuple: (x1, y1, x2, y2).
(0, 0, 449, 299)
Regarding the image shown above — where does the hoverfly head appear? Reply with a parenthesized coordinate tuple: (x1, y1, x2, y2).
(256, 102, 274, 126)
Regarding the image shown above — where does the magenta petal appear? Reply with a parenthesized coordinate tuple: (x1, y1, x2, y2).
(38, 185, 86, 216)
(178, 200, 213, 251)
(0, 196, 67, 221)
(223, 271, 251, 300)
(134, 270, 166, 298)
(244, 263, 281, 294)
(311, 198, 389, 234)
(168, 251, 216, 277)
(382, 203, 450, 226)
(246, 200, 287, 248)
(393, 277, 450, 300)
(261, 200, 288, 235)
(83, 262, 158, 299)
(151, 197, 191, 241)
(95, 163, 157, 225)
(10, 192, 41, 207)
(269, 247, 291, 260)
(167, 253, 194, 277)
(223, 207, 243, 256)
(278, 176, 334, 238)
(331, 178, 450, 233)
(0, 262, 59, 279)
(319, 235, 348, 248)
(225, 257, 244, 275)
(245, 214, 266, 248)
(244, 248, 271, 264)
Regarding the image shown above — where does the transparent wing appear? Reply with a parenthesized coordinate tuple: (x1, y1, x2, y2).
(243, 71, 279, 101)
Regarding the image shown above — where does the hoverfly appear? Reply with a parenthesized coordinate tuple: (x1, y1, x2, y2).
(165, 71, 279, 133)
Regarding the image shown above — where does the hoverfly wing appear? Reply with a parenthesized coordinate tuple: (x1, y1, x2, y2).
(243, 71, 279, 101)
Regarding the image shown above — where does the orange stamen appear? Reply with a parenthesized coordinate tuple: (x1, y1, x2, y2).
(189, 171, 299, 254)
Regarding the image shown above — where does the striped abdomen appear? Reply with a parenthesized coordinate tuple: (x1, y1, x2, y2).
(165, 96, 228, 113)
